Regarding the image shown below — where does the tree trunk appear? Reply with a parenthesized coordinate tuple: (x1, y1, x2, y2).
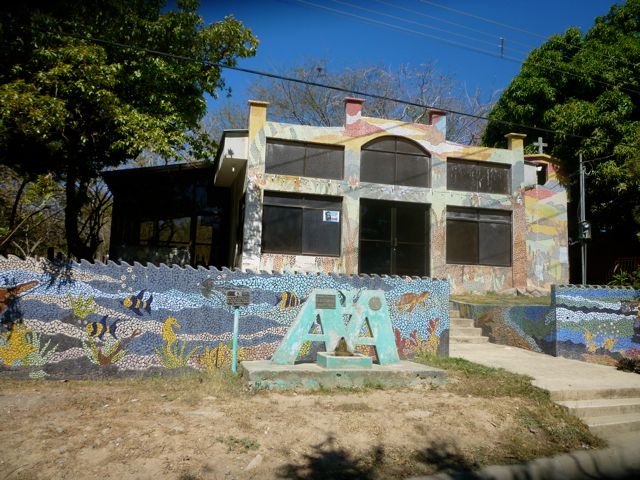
(64, 165, 94, 260)
(9, 176, 30, 229)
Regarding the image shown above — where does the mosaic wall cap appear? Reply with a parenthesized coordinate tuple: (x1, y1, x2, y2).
(555, 284, 636, 291)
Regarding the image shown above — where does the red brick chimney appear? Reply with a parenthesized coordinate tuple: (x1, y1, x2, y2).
(344, 97, 365, 125)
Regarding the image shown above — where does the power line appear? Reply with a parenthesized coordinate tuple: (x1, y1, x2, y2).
(331, 0, 529, 56)
(45, 28, 637, 150)
(420, 0, 640, 83)
(294, 0, 640, 96)
(292, 0, 504, 60)
(372, 0, 537, 53)
(420, 0, 562, 42)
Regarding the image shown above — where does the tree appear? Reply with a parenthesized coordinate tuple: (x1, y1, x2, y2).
(0, 168, 66, 257)
(0, 0, 258, 259)
(207, 59, 497, 144)
(482, 1, 640, 243)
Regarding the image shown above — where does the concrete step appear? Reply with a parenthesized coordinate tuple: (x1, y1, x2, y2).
(550, 387, 640, 402)
(450, 318, 475, 328)
(449, 309, 461, 318)
(451, 326, 483, 336)
(587, 412, 640, 437)
(450, 335, 489, 344)
(599, 429, 640, 448)
(558, 397, 640, 419)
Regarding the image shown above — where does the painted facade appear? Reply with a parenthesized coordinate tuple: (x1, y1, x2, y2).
(524, 154, 569, 289)
(554, 285, 640, 366)
(0, 255, 449, 379)
(453, 301, 555, 355)
(215, 99, 569, 294)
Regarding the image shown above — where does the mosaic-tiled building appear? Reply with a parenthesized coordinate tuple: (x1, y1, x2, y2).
(106, 99, 569, 294)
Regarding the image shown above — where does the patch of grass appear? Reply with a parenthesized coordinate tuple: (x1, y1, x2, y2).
(178, 472, 203, 480)
(216, 435, 260, 453)
(311, 382, 387, 395)
(511, 404, 604, 457)
(417, 354, 605, 452)
(451, 294, 550, 305)
(126, 370, 245, 402)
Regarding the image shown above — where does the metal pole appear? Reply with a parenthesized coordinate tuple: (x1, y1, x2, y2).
(579, 154, 587, 285)
(232, 306, 239, 374)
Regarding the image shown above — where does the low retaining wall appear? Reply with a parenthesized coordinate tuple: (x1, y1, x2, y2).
(453, 302, 554, 355)
(553, 285, 640, 366)
(0, 256, 449, 379)
(453, 285, 640, 366)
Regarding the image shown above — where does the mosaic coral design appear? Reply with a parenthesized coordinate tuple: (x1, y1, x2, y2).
(554, 285, 640, 365)
(0, 255, 449, 379)
(454, 302, 555, 355)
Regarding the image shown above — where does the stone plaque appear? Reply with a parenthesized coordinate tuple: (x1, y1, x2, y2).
(369, 297, 382, 311)
(226, 290, 250, 307)
(316, 294, 336, 310)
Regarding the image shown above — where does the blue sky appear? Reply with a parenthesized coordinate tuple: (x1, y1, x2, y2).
(200, 0, 613, 111)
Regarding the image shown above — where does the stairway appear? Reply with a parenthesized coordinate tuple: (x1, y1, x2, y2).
(449, 307, 489, 344)
(554, 389, 640, 445)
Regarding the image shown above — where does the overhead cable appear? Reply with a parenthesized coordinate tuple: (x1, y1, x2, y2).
(294, 0, 640, 96)
(45, 27, 637, 150)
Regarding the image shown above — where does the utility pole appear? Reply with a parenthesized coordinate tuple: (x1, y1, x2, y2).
(579, 154, 588, 284)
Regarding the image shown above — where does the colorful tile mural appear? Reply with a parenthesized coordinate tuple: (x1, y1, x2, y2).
(453, 286, 640, 365)
(524, 157, 569, 289)
(453, 301, 555, 355)
(554, 285, 640, 366)
(0, 255, 449, 379)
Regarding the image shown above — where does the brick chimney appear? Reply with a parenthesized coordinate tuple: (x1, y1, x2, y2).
(428, 109, 447, 137)
(248, 100, 269, 141)
(344, 97, 365, 125)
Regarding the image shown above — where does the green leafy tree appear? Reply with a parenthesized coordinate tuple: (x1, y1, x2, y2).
(0, 0, 257, 259)
(483, 0, 640, 241)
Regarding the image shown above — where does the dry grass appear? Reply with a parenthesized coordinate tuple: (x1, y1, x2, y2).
(0, 361, 604, 479)
(415, 354, 604, 456)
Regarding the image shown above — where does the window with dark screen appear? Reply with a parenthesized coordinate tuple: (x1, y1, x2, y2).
(447, 158, 511, 194)
(446, 207, 511, 266)
(360, 137, 430, 187)
(265, 139, 344, 180)
(261, 192, 342, 256)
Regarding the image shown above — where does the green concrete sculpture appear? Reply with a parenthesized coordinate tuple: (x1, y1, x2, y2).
(271, 289, 400, 366)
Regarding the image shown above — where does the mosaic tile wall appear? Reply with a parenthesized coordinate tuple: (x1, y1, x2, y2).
(524, 159, 569, 289)
(0, 256, 449, 379)
(553, 285, 640, 366)
(453, 301, 555, 355)
(232, 101, 569, 294)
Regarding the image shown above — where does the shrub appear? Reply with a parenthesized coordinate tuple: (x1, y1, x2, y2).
(616, 356, 640, 374)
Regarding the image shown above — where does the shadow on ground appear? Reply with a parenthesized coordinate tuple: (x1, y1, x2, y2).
(277, 436, 483, 480)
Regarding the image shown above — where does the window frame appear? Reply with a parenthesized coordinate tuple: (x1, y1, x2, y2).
(261, 192, 342, 257)
(265, 138, 344, 180)
(446, 207, 512, 267)
(360, 136, 431, 188)
(447, 158, 512, 195)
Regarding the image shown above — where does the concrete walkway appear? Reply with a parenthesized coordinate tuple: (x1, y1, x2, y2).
(450, 342, 640, 400)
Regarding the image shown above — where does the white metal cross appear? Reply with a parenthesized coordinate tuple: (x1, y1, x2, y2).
(533, 137, 548, 154)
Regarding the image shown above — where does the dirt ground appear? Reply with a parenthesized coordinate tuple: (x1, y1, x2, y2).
(0, 371, 599, 480)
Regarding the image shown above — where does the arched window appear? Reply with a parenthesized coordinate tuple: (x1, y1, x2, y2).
(360, 137, 430, 188)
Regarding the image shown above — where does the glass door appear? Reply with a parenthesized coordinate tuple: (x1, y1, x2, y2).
(359, 200, 429, 276)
